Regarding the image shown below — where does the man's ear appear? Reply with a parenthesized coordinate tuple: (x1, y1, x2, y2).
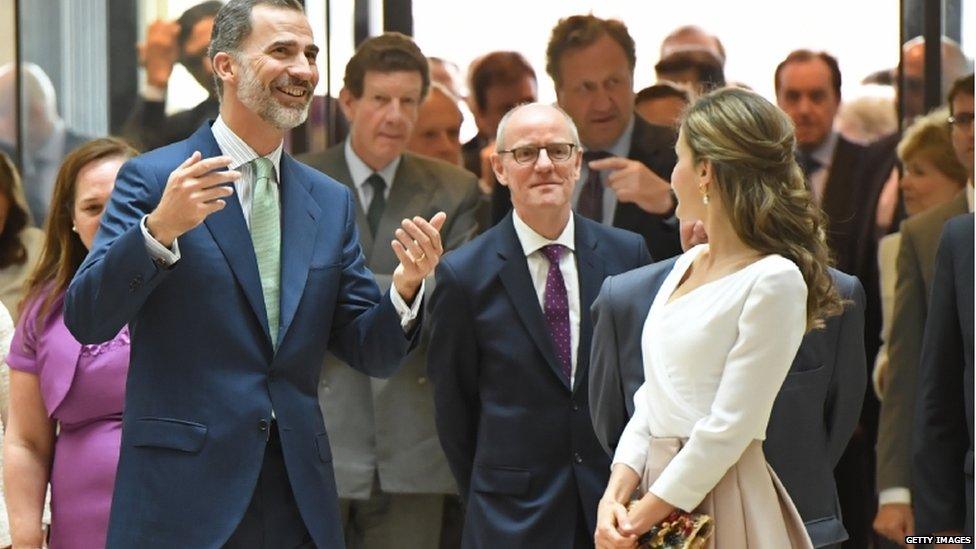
(212, 52, 236, 92)
(338, 87, 356, 122)
(490, 153, 508, 187)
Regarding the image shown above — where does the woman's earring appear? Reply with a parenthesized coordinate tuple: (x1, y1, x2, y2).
(699, 183, 710, 205)
(72, 225, 78, 233)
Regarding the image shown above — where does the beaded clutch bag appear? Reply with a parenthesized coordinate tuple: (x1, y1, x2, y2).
(630, 509, 714, 549)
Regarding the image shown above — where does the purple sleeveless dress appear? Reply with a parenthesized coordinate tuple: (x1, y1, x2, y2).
(7, 292, 129, 549)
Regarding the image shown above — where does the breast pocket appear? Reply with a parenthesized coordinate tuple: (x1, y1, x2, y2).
(780, 364, 826, 391)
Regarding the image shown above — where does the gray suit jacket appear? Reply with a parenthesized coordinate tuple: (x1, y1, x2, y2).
(299, 144, 481, 498)
(588, 258, 865, 547)
(877, 190, 969, 493)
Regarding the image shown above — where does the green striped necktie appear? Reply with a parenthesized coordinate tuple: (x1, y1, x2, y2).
(250, 157, 281, 349)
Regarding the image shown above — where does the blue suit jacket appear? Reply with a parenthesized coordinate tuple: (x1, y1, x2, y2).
(913, 213, 974, 538)
(427, 213, 651, 548)
(64, 123, 418, 548)
(588, 258, 866, 548)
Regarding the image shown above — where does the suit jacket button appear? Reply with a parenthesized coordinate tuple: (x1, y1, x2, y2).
(258, 419, 269, 431)
(571, 401, 580, 411)
(128, 275, 144, 292)
(573, 452, 583, 464)
(417, 376, 427, 385)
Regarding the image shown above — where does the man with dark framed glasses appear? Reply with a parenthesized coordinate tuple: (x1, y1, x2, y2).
(497, 142, 577, 164)
(428, 102, 651, 548)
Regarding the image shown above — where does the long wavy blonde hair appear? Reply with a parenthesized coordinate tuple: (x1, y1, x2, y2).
(680, 87, 844, 330)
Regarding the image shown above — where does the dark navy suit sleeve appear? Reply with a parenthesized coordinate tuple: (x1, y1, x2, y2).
(912, 219, 969, 536)
(65, 158, 174, 343)
(426, 259, 480, 499)
(327, 186, 419, 378)
(824, 276, 867, 467)
(589, 275, 628, 457)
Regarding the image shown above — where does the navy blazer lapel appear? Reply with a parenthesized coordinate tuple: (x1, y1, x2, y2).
(496, 216, 571, 390)
(196, 125, 270, 343)
(278, 154, 321, 346)
(573, 217, 606, 393)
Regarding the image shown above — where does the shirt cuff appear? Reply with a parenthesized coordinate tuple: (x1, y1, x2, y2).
(141, 215, 181, 267)
(389, 279, 425, 332)
(878, 487, 912, 506)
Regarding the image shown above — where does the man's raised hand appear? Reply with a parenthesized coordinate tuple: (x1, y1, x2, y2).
(146, 152, 240, 247)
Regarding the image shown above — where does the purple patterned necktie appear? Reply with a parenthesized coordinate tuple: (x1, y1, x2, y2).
(541, 244, 572, 381)
(578, 150, 611, 221)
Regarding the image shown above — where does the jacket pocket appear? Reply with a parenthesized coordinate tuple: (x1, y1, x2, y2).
(128, 417, 208, 453)
(780, 364, 825, 390)
(472, 465, 531, 496)
(316, 432, 333, 463)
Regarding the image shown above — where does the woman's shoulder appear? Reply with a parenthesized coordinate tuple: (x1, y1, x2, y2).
(751, 254, 806, 292)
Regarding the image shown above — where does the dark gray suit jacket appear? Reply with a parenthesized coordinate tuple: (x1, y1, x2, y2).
(588, 257, 865, 548)
(299, 144, 481, 498)
(912, 213, 974, 538)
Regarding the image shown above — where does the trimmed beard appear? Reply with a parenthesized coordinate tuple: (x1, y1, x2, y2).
(235, 56, 313, 130)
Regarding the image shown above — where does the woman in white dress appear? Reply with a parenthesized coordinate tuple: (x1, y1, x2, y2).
(594, 87, 845, 549)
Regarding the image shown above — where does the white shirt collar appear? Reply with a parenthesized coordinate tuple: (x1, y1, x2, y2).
(512, 210, 576, 257)
(211, 116, 284, 181)
(344, 138, 402, 190)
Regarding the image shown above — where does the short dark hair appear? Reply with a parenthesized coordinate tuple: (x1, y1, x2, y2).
(948, 73, 975, 114)
(178, 1, 223, 52)
(774, 49, 843, 101)
(635, 82, 692, 106)
(343, 33, 430, 100)
(468, 51, 536, 112)
(655, 52, 726, 90)
(546, 15, 635, 89)
(208, 0, 304, 98)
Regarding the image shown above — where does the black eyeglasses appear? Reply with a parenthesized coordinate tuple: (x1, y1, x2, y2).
(949, 113, 975, 127)
(498, 143, 577, 164)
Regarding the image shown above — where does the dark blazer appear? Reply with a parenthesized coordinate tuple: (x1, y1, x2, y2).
(427, 213, 651, 548)
(588, 258, 866, 548)
(912, 213, 974, 538)
(64, 123, 419, 548)
(121, 96, 220, 152)
(298, 144, 481, 498)
(490, 116, 681, 260)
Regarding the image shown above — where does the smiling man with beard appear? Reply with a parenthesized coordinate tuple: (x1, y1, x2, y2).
(64, 1, 447, 547)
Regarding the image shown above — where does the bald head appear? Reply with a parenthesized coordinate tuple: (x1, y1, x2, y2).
(495, 102, 580, 151)
(0, 62, 60, 148)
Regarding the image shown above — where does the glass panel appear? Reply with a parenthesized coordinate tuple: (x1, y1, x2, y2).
(17, 0, 108, 225)
(0, 0, 18, 169)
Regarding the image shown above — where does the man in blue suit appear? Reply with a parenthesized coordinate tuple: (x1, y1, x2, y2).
(913, 213, 974, 541)
(427, 102, 652, 548)
(588, 221, 866, 548)
(64, 1, 445, 547)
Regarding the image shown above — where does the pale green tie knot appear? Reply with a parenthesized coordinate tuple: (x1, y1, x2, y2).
(249, 157, 281, 349)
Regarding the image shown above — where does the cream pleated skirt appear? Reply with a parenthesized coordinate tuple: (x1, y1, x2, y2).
(639, 437, 814, 549)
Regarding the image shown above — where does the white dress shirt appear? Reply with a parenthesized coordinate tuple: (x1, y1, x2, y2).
(343, 139, 401, 214)
(140, 116, 423, 327)
(611, 245, 807, 511)
(511, 212, 580, 385)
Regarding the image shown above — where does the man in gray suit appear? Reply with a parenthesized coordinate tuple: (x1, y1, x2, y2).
(875, 74, 973, 545)
(589, 221, 866, 548)
(299, 33, 480, 548)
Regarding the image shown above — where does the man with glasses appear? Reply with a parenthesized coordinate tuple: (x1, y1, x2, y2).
(122, 1, 222, 151)
(877, 73, 974, 546)
(427, 102, 651, 548)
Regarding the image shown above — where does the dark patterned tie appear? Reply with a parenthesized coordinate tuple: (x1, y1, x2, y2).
(366, 173, 386, 236)
(541, 244, 572, 381)
(797, 151, 821, 179)
(578, 150, 611, 221)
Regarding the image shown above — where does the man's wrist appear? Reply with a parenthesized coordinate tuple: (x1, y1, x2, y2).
(146, 213, 176, 248)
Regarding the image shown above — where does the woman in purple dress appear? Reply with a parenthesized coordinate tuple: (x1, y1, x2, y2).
(3, 138, 137, 549)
